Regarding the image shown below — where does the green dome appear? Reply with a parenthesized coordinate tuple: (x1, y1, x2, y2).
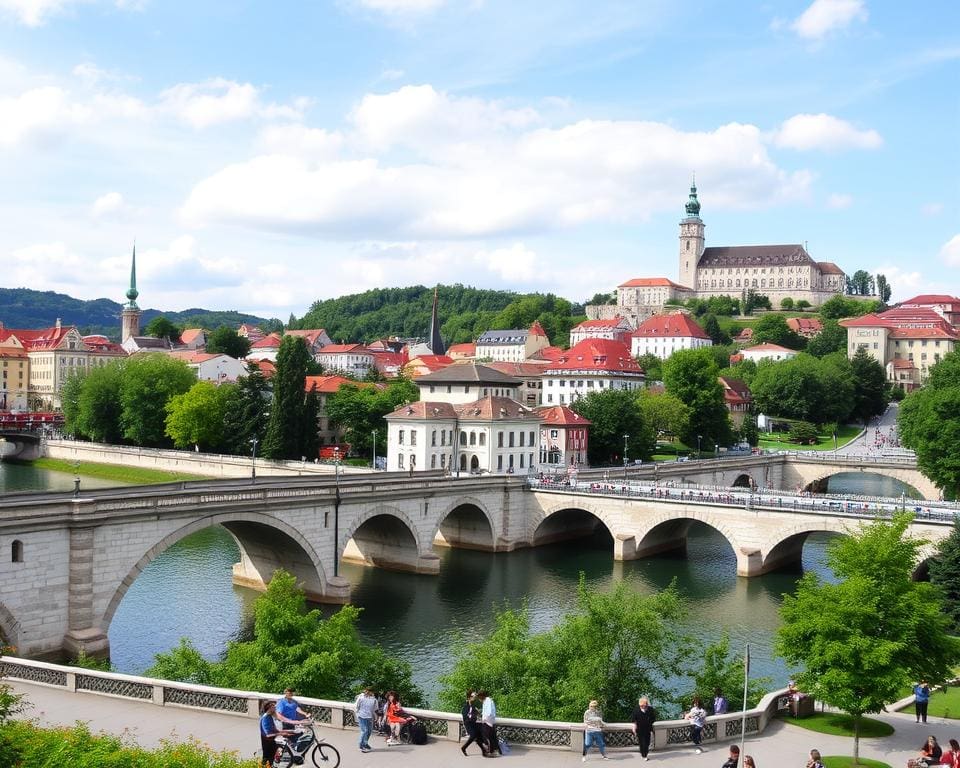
(684, 182, 701, 217)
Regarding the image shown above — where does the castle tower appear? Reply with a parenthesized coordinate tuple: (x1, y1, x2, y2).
(120, 243, 141, 343)
(678, 179, 705, 289)
(427, 285, 445, 355)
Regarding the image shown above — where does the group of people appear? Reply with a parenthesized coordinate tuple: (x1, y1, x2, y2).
(353, 688, 421, 751)
(259, 688, 314, 767)
(460, 690, 503, 757)
(908, 735, 960, 767)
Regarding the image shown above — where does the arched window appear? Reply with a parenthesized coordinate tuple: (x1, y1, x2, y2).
(469, 431, 476, 446)
(479, 433, 486, 446)
(11, 540, 23, 563)
(460, 432, 467, 446)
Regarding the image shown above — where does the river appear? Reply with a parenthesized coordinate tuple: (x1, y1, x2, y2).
(2, 462, 920, 706)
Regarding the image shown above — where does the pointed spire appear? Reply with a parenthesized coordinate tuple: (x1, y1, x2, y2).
(125, 242, 139, 309)
(428, 285, 445, 355)
(684, 176, 701, 218)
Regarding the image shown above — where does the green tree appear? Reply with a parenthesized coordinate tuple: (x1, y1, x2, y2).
(795, 299, 811, 310)
(751, 314, 804, 350)
(702, 314, 730, 345)
(688, 633, 770, 712)
(725, 359, 758, 387)
(807, 320, 847, 357)
(846, 270, 875, 296)
(899, 352, 960, 498)
(206, 326, 252, 359)
(637, 390, 690, 441)
(743, 290, 771, 314)
(58, 373, 85, 438)
(262, 337, 313, 460)
(788, 421, 818, 444)
(929, 520, 960, 633)
(220, 362, 270, 456)
(663, 348, 732, 449)
(776, 514, 960, 763)
(148, 571, 423, 705)
(74, 363, 126, 443)
(144, 316, 182, 344)
(327, 378, 419, 457)
(875, 274, 892, 304)
(780, 297, 794, 310)
(634, 353, 663, 383)
(751, 354, 852, 425)
(570, 389, 655, 465)
(438, 577, 692, 721)
(849, 347, 889, 425)
(164, 381, 233, 451)
(118, 355, 196, 446)
(738, 413, 759, 447)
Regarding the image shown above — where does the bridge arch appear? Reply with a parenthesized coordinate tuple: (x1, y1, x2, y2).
(102, 512, 328, 629)
(531, 501, 617, 548)
(802, 470, 924, 498)
(760, 521, 850, 575)
(0, 602, 21, 649)
(626, 511, 747, 572)
(341, 504, 437, 574)
(732, 473, 755, 489)
(433, 496, 498, 552)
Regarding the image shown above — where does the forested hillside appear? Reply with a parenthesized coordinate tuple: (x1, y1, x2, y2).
(0, 288, 271, 339)
(291, 285, 585, 346)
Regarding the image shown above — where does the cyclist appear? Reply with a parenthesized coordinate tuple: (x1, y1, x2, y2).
(276, 688, 310, 726)
(260, 700, 295, 767)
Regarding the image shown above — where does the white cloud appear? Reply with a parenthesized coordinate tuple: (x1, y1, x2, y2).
(940, 234, 960, 267)
(259, 123, 344, 159)
(0, 0, 138, 26)
(773, 113, 882, 151)
(159, 78, 306, 129)
(183, 84, 814, 241)
(922, 202, 944, 217)
(91, 191, 126, 217)
(827, 193, 853, 209)
(477, 243, 539, 282)
(791, 0, 867, 40)
(351, 0, 445, 15)
(0, 86, 90, 146)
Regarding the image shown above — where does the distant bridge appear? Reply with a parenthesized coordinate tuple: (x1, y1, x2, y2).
(0, 465, 951, 662)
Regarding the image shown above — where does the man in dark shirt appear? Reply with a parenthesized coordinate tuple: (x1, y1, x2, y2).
(721, 744, 741, 767)
(630, 696, 656, 760)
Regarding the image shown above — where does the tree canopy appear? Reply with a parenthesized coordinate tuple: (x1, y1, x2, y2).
(750, 314, 805, 350)
(570, 389, 655, 465)
(806, 319, 847, 358)
(776, 513, 960, 763)
(750, 353, 853, 424)
(119, 354, 197, 446)
(144, 316, 182, 343)
(206, 326, 252, 359)
(663, 347, 732, 448)
(326, 378, 419, 457)
(262, 336, 314, 460)
(164, 381, 233, 451)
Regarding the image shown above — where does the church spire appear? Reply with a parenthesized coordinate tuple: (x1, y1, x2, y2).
(684, 175, 701, 218)
(125, 242, 139, 309)
(428, 285, 445, 355)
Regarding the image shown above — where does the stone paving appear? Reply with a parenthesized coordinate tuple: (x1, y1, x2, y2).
(10, 680, 957, 767)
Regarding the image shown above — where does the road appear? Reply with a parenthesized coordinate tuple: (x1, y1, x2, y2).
(835, 402, 912, 458)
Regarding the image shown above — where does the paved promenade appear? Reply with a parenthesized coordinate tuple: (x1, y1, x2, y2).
(10, 680, 954, 766)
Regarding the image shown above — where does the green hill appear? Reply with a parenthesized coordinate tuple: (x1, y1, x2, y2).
(0, 288, 273, 340)
(292, 284, 584, 347)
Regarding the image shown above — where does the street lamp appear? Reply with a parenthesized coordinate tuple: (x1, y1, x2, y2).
(623, 434, 629, 480)
(715, 443, 719, 459)
(333, 446, 341, 578)
(697, 434, 702, 460)
(249, 437, 259, 483)
(72, 460, 81, 498)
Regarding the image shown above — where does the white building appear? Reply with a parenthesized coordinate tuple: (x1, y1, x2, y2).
(568, 317, 633, 346)
(285, 328, 333, 356)
(385, 396, 542, 475)
(542, 338, 645, 406)
(415, 362, 522, 405)
(741, 343, 798, 363)
(168, 351, 247, 383)
(315, 343, 375, 377)
(476, 321, 550, 362)
(630, 313, 712, 360)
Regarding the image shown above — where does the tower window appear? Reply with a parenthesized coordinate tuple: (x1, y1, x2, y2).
(686, 241, 690, 251)
(11, 539, 23, 563)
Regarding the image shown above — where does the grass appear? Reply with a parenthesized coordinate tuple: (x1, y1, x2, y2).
(903, 684, 960, 719)
(758, 423, 862, 452)
(27, 457, 209, 485)
(823, 758, 892, 768)
(782, 713, 895, 738)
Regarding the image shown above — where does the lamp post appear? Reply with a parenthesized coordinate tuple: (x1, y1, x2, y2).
(249, 437, 258, 483)
(72, 460, 81, 498)
(697, 434, 702, 460)
(333, 446, 341, 578)
(623, 434, 629, 480)
(371, 430, 377, 471)
(455, 427, 461, 479)
(715, 443, 719, 459)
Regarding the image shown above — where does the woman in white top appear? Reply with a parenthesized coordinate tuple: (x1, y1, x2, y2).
(582, 700, 609, 761)
(685, 697, 707, 754)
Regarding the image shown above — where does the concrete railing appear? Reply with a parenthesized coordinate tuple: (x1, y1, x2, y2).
(1, 656, 790, 753)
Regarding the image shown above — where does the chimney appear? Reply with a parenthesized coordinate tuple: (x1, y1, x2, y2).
(55, 318, 61, 330)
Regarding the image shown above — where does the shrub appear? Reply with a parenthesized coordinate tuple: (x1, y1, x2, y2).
(780, 297, 795, 310)
(789, 421, 819, 444)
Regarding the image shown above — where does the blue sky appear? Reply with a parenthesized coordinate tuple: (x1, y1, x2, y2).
(1, 0, 957, 319)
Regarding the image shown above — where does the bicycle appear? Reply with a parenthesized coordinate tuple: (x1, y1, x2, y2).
(274, 721, 340, 768)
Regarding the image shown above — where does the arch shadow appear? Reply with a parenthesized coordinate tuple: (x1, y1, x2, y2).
(433, 502, 496, 552)
(0, 602, 21, 649)
(761, 525, 848, 575)
(102, 512, 328, 630)
(732, 473, 754, 489)
(532, 507, 612, 547)
(342, 505, 431, 573)
(803, 471, 923, 498)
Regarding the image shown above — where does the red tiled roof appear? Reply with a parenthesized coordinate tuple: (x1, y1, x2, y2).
(455, 396, 540, 421)
(536, 405, 591, 426)
(285, 329, 327, 345)
(632, 313, 710, 340)
(486, 361, 550, 377)
(891, 359, 916, 369)
(531, 346, 565, 362)
(786, 317, 823, 334)
(304, 374, 377, 394)
(179, 328, 204, 344)
(0, 347, 27, 358)
(889, 327, 959, 340)
(250, 359, 276, 378)
(529, 320, 548, 338)
(372, 351, 407, 374)
(547, 339, 643, 374)
(618, 277, 690, 289)
(169, 350, 225, 363)
(817, 261, 845, 275)
(385, 401, 458, 420)
(898, 295, 960, 306)
(447, 342, 476, 356)
(318, 343, 369, 355)
(406, 354, 454, 373)
(250, 333, 282, 349)
(5, 324, 76, 351)
(719, 376, 752, 406)
(572, 318, 626, 329)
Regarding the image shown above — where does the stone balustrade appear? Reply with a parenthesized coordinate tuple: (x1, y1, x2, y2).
(1, 656, 789, 753)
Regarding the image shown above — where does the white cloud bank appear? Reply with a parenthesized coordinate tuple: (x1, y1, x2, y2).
(791, 0, 868, 40)
(159, 78, 307, 129)
(0, 0, 137, 26)
(773, 113, 882, 151)
(940, 234, 960, 267)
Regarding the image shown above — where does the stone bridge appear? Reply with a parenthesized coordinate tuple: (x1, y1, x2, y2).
(587, 452, 939, 500)
(0, 470, 950, 662)
(0, 432, 42, 460)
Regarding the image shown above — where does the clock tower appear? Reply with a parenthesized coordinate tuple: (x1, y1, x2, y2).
(678, 180, 704, 290)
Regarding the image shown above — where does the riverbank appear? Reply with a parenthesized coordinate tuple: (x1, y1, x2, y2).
(23, 457, 209, 484)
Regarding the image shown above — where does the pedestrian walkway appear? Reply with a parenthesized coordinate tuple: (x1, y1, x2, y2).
(9, 680, 954, 766)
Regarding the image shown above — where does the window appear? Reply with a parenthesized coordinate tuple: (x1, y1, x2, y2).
(470, 431, 476, 446)
(547, 394, 553, 403)
(398, 454, 404, 469)
(529, 431, 535, 445)
(460, 432, 467, 446)
(431, 430, 437, 446)
(398, 429, 404, 445)
(431, 455, 437, 468)
(441, 430, 446, 446)
(519, 454, 525, 468)
(560, 379, 565, 387)
(441, 454, 446, 468)
(509, 455, 515, 469)
(479, 433, 486, 446)
(550, 429, 558, 439)
(529, 453, 534, 467)
(410, 430, 417, 446)
(509, 432, 515, 447)
(498, 432, 504, 448)
(497, 455, 503, 470)
(11, 539, 23, 563)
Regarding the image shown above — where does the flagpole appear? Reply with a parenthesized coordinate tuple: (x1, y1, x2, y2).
(739, 643, 749, 764)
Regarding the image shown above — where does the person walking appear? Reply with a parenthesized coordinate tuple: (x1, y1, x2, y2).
(685, 697, 707, 754)
(259, 700, 294, 768)
(913, 680, 931, 723)
(275, 688, 309, 727)
(720, 744, 740, 767)
(630, 696, 656, 760)
(806, 748, 824, 768)
(354, 686, 377, 753)
(713, 688, 729, 715)
(582, 700, 609, 762)
(460, 690, 484, 756)
(478, 690, 502, 757)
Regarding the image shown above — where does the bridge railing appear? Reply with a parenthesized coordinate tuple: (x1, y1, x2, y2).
(1, 655, 788, 753)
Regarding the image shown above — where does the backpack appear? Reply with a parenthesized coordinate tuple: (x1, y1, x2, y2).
(409, 721, 428, 745)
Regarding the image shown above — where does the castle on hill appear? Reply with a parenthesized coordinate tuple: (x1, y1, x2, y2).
(587, 182, 847, 327)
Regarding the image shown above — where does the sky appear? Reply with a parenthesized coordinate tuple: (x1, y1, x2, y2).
(1, 0, 958, 320)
